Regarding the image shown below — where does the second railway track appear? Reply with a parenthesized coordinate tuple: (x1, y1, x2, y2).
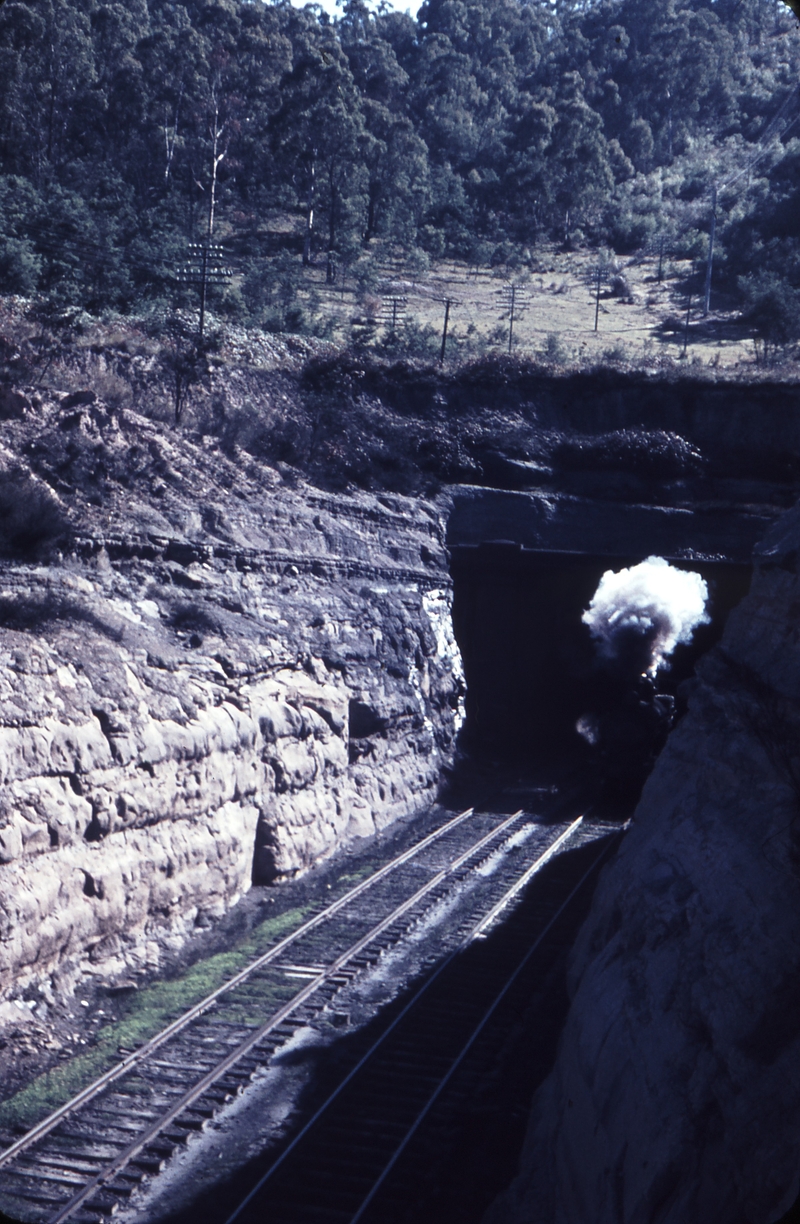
(0, 798, 618, 1224)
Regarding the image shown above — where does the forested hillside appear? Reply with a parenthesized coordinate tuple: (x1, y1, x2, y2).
(0, 0, 798, 348)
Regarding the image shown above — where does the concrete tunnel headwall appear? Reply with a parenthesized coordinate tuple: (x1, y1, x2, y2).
(445, 487, 763, 780)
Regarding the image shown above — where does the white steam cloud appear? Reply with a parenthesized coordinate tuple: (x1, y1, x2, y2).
(582, 556, 710, 674)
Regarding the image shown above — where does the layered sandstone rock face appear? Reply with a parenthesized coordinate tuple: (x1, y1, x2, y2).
(488, 504, 800, 1223)
(0, 393, 463, 1005)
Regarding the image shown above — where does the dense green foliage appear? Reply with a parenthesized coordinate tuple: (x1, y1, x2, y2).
(0, 0, 798, 335)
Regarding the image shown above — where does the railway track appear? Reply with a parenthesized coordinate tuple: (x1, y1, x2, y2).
(222, 823, 623, 1224)
(0, 801, 613, 1224)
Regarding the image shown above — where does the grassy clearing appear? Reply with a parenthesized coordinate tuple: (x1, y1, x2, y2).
(297, 244, 771, 373)
(0, 905, 309, 1136)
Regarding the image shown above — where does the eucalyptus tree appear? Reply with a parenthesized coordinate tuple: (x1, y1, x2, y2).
(272, 17, 370, 278)
(547, 71, 619, 243)
(339, 0, 429, 244)
(0, 0, 96, 180)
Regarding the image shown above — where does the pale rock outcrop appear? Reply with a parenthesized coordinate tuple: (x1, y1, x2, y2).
(489, 502, 800, 1224)
(0, 395, 464, 1007)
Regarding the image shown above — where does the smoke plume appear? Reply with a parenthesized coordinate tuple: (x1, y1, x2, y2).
(582, 556, 709, 675)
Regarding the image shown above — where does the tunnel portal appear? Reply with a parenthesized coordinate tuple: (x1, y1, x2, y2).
(449, 542, 752, 801)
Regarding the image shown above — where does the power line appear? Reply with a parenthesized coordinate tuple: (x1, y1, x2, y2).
(175, 242, 235, 338)
(720, 81, 800, 191)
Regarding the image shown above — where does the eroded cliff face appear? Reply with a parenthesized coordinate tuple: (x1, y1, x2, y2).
(0, 391, 463, 1010)
(487, 504, 800, 1224)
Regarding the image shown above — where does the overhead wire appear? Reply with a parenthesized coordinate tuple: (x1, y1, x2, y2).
(719, 80, 800, 192)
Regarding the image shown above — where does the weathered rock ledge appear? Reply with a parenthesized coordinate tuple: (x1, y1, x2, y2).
(487, 502, 800, 1223)
(0, 393, 464, 1010)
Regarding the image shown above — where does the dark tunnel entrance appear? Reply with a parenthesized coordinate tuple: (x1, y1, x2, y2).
(449, 544, 752, 813)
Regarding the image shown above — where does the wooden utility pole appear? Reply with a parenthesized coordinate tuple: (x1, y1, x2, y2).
(657, 236, 665, 284)
(498, 283, 529, 353)
(594, 266, 603, 332)
(702, 184, 717, 317)
(440, 298, 452, 363)
(378, 295, 407, 335)
(682, 292, 693, 357)
(177, 243, 234, 339)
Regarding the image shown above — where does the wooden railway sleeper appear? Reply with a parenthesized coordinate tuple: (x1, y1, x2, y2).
(172, 1114, 209, 1132)
(192, 1021, 260, 1037)
(80, 1111, 155, 1135)
(240, 1058, 269, 1074)
(103, 1090, 180, 1111)
(3, 1189, 70, 1211)
(148, 1057, 219, 1075)
(3, 809, 534, 1218)
(14, 1161, 102, 1187)
(160, 1128, 191, 1145)
(279, 1180, 387, 1208)
(198, 1089, 235, 1106)
(305, 1137, 414, 1163)
(140, 1140, 176, 1158)
(133, 1068, 197, 1089)
(37, 1142, 125, 1166)
(129, 1154, 165, 1174)
(80, 1190, 120, 1215)
(285, 1164, 385, 1191)
(1, 1163, 89, 1188)
(17, 1149, 102, 1171)
(90, 1103, 162, 1125)
(217, 1056, 263, 1075)
(218, 1064, 260, 1083)
(57, 1123, 142, 1144)
(57, 1115, 146, 1138)
(5, 1176, 77, 1202)
(212, 1068, 250, 1085)
(97, 1176, 139, 1198)
(211, 1079, 247, 1097)
(272, 1017, 304, 1031)
(113, 1165, 147, 1185)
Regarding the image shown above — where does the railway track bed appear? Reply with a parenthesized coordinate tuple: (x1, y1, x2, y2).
(0, 795, 623, 1224)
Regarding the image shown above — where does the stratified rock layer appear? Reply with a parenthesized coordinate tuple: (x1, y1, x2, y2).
(488, 503, 800, 1224)
(0, 395, 463, 1005)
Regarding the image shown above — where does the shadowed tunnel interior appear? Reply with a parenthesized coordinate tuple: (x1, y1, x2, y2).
(449, 544, 752, 810)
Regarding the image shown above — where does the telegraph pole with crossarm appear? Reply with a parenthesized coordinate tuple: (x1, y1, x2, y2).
(176, 243, 234, 340)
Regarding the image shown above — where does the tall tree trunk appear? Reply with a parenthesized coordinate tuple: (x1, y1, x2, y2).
(327, 173, 337, 285)
(46, 49, 57, 164)
(666, 100, 673, 161)
(702, 184, 717, 317)
(207, 90, 226, 240)
(364, 181, 379, 243)
(164, 85, 183, 184)
(303, 156, 315, 267)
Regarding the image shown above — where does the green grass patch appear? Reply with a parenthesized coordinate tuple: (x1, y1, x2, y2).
(335, 865, 375, 887)
(0, 905, 309, 1135)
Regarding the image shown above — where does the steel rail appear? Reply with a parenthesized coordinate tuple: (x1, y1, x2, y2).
(43, 808, 532, 1223)
(471, 816, 582, 940)
(0, 805, 481, 1174)
(223, 813, 586, 1224)
(348, 827, 620, 1224)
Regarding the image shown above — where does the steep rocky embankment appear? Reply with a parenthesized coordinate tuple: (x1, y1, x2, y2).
(0, 387, 463, 1016)
(487, 502, 800, 1222)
